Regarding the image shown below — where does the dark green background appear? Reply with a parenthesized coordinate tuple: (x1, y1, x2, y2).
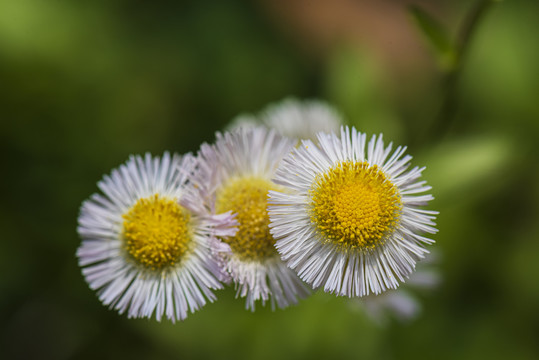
(1, 0, 538, 359)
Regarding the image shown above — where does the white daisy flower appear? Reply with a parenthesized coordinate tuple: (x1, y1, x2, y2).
(197, 127, 311, 311)
(355, 252, 441, 325)
(226, 98, 344, 142)
(268, 126, 438, 297)
(225, 113, 258, 131)
(261, 98, 344, 141)
(76, 152, 236, 322)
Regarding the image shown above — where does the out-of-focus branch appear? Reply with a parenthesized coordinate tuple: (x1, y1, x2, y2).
(429, 0, 500, 142)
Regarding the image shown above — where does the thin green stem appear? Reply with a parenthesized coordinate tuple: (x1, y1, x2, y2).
(456, 0, 497, 63)
(428, 0, 499, 142)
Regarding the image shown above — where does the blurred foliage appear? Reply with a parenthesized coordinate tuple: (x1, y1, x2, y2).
(1, 0, 538, 359)
(409, 5, 456, 70)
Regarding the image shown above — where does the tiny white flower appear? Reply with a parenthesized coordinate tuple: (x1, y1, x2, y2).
(77, 152, 236, 322)
(356, 252, 441, 324)
(261, 98, 344, 141)
(197, 127, 310, 310)
(227, 98, 344, 142)
(225, 113, 259, 131)
(268, 126, 438, 297)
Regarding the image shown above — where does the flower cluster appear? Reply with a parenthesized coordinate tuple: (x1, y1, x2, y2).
(77, 99, 438, 322)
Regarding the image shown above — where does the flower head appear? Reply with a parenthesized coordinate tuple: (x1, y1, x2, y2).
(261, 98, 343, 141)
(268, 126, 438, 297)
(355, 252, 442, 325)
(76, 152, 236, 322)
(197, 127, 310, 310)
(227, 98, 344, 142)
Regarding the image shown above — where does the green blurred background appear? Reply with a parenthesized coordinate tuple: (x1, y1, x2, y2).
(1, 0, 538, 359)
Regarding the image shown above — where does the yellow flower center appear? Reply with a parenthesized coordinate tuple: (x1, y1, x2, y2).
(310, 161, 401, 250)
(123, 194, 191, 270)
(216, 176, 280, 261)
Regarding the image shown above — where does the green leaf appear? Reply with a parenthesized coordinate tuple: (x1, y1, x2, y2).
(417, 135, 514, 204)
(408, 5, 457, 70)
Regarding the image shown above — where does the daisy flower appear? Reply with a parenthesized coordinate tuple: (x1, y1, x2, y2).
(225, 113, 258, 131)
(354, 252, 441, 325)
(260, 98, 344, 141)
(76, 152, 236, 322)
(197, 126, 311, 310)
(268, 126, 438, 297)
(227, 98, 344, 142)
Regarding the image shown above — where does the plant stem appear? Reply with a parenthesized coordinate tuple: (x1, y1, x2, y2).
(428, 0, 498, 142)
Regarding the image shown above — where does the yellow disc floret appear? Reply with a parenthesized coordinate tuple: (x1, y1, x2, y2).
(216, 176, 280, 261)
(310, 161, 401, 250)
(123, 194, 191, 270)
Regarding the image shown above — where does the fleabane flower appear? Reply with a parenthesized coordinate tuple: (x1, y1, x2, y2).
(268, 126, 438, 297)
(260, 98, 343, 141)
(227, 98, 344, 142)
(76, 152, 236, 322)
(197, 127, 310, 310)
(354, 252, 442, 325)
